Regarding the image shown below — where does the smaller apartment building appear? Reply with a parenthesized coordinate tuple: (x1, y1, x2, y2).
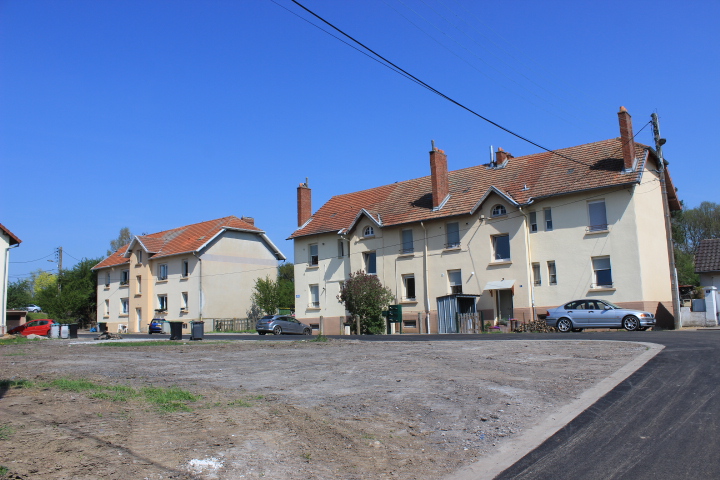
(290, 108, 681, 334)
(93, 216, 285, 333)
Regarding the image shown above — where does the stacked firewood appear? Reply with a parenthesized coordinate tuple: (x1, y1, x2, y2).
(512, 320, 557, 333)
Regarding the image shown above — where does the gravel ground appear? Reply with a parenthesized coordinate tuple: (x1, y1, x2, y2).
(0, 337, 650, 479)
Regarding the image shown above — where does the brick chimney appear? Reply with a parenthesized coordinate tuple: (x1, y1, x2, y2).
(618, 106, 636, 171)
(429, 141, 449, 210)
(297, 178, 311, 227)
(495, 147, 513, 166)
(241, 216, 255, 226)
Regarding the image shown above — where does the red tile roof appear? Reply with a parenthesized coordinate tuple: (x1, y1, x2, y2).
(290, 138, 679, 239)
(93, 216, 263, 270)
(0, 223, 21, 245)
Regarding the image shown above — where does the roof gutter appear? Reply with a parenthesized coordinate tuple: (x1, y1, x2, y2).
(420, 221, 430, 334)
(517, 206, 537, 324)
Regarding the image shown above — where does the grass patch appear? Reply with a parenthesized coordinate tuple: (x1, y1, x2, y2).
(0, 379, 33, 390)
(0, 466, 8, 475)
(228, 399, 252, 407)
(0, 424, 15, 440)
(49, 378, 100, 392)
(0, 337, 40, 346)
(97, 341, 183, 347)
(140, 386, 200, 412)
(3, 352, 28, 356)
(310, 334, 329, 342)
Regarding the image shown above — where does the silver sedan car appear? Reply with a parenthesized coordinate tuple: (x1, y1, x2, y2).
(544, 299, 655, 332)
(256, 315, 312, 336)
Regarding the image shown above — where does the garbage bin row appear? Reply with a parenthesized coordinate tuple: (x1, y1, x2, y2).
(50, 324, 79, 339)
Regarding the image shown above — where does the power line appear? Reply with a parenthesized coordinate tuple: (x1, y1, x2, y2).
(284, 0, 596, 169)
(9, 253, 55, 264)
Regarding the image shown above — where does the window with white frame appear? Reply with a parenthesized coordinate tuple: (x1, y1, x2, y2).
(137, 250, 143, 264)
(402, 274, 416, 301)
(364, 251, 377, 274)
(492, 204, 507, 217)
(309, 284, 320, 308)
(182, 260, 189, 277)
(544, 208, 553, 231)
(548, 261, 557, 285)
(492, 234, 511, 262)
(104, 299, 110, 317)
(448, 270, 463, 294)
(121, 298, 129, 315)
(157, 294, 168, 311)
(120, 270, 129, 285)
(529, 211, 538, 233)
(588, 200, 608, 232)
(532, 263, 541, 285)
(363, 226, 375, 237)
(446, 222, 460, 248)
(592, 256, 613, 288)
(158, 264, 168, 280)
(136, 276, 142, 294)
(309, 244, 319, 266)
(401, 229, 414, 254)
(181, 292, 188, 311)
(105, 272, 110, 287)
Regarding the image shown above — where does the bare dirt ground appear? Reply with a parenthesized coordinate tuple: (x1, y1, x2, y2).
(0, 337, 649, 480)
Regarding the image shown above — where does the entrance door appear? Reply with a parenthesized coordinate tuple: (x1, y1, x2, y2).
(496, 290, 513, 323)
(135, 308, 142, 333)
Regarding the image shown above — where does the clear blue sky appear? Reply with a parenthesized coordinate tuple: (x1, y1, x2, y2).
(2, 0, 718, 281)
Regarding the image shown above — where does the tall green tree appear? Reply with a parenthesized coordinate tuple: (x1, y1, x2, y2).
(6, 279, 33, 309)
(108, 227, 133, 255)
(337, 270, 394, 335)
(277, 262, 295, 310)
(35, 257, 101, 326)
(671, 201, 720, 285)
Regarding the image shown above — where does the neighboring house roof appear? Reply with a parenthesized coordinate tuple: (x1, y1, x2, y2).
(290, 138, 680, 239)
(0, 223, 22, 246)
(93, 216, 283, 270)
(695, 238, 720, 273)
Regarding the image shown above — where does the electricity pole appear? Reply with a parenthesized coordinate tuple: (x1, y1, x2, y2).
(56, 247, 63, 292)
(651, 113, 681, 329)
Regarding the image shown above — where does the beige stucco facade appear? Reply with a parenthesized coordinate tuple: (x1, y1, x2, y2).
(294, 158, 674, 334)
(96, 230, 282, 334)
(1, 225, 21, 335)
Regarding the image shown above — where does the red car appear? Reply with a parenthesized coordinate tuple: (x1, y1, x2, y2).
(8, 319, 57, 336)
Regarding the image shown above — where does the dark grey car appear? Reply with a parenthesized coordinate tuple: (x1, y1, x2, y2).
(544, 299, 655, 332)
(256, 315, 312, 336)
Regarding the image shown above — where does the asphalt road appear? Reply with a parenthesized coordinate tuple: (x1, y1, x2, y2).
(79, 329, 720, 478)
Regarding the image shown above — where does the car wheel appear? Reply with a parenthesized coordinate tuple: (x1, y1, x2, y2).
(303, 328, 311, 335)
(623, 315, 640, 331)
(258, 332, 266, 335)
(273, 325, 282, 335)
(148, 330, 153, 334)
(556, 318, 573, 333)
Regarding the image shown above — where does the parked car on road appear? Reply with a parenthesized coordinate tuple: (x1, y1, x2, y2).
(8, 319, 57, 336)
(25, 304, 42, 312)
(256, 315, 312, 335)
(544, 299, 655, 332)
(148, 319, 167, 334)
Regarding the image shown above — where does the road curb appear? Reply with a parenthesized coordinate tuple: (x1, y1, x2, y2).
(445, 341, 665, 480)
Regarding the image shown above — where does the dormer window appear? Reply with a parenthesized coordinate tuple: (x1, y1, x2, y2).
(491, 204, 507, 217)
(363, 226, 375, 237)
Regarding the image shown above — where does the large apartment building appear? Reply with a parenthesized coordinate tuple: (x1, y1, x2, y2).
(289, 108, 681, 334)
(93, 216, 285, 333)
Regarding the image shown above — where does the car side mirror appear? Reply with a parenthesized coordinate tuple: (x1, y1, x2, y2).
(604, 306, 612, 310)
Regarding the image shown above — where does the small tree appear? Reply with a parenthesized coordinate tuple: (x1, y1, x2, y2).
(251, 276, 280, 315)
(277, 262, 295, 310)
(337, 270, 394, 334)
(108, 227, 133, 255)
